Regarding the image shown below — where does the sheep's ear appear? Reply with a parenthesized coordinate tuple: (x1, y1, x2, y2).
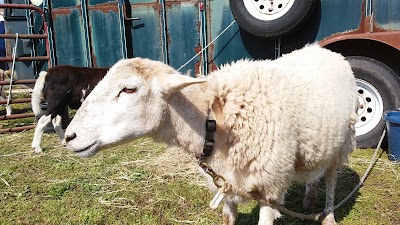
(154, 73, 206, 95)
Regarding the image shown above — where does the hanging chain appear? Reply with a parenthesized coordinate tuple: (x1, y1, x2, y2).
(198, 161, 228, 189)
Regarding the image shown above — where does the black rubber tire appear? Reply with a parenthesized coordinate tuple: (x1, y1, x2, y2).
(230, 0, 317, 37)
(347, 56, 400, 148)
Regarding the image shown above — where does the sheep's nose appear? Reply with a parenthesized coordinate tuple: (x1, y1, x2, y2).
(65, 133, 77, 143)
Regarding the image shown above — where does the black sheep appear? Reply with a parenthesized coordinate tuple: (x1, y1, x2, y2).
(31, 65, 108, 153)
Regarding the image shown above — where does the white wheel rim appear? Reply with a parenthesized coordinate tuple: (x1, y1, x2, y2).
(355, 78, 384, 136)
(243, 0, 296, 21)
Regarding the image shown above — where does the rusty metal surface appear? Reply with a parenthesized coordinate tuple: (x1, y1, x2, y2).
(314, 0, 364, 41)
(1, 2, 51, 79)
(129, 0, 159, 4)
(0, 125, 35, 134)
(127, 3, 164, 61)
(51, 0, 81, 8)
(0, 79, 36, 85)
(129, 0, 157, 3)
(0, 112, 34, 120)
(51, 5, 90, 66)
(0, 3, 45, 14)
(0, 2, 51, 134)
(320, 12, 400, 51)
(0, 3, 50, 55)
(87, 1, 125, 67)
(165, 1, 200, 74)
(320, 30, 400, 50)
(89, 0, 116, 6)
(0, 56, 49, 62)
(50, 0, 126, 67)
(0, 98, 31, 104)
(0, 33, 47, 39)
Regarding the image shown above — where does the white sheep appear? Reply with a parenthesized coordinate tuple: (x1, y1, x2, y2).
(64, 44, 358, 225)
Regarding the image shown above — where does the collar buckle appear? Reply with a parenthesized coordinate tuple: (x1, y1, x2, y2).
(201, 119, 216, 158)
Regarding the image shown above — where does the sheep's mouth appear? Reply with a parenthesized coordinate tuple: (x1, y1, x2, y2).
(72, 142, 99, 158)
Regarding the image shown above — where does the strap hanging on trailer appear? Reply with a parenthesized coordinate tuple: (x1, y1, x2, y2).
(6, 33, 19, 116)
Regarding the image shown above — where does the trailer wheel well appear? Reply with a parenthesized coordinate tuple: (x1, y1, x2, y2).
(323, 39, 400, 78)
(324, 39, 400, 148)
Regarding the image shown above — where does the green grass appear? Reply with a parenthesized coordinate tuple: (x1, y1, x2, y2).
(0, 130, 399, 225)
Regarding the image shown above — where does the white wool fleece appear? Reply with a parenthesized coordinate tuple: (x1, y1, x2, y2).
(204, 44, 357, 201)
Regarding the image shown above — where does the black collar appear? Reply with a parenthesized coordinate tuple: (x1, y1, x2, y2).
(200, 119, 216, 158)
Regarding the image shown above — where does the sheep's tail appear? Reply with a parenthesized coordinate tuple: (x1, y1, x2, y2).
(349, 96, 359, 151)
(31, 71, 47, 118)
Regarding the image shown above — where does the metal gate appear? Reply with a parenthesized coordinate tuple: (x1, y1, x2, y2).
(0, 2, 51, 133)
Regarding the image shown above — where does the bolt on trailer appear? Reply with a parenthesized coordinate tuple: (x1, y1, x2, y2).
(1, 0, 400, 148)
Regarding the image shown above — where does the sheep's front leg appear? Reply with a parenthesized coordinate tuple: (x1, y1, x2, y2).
(222, 200, 237, 225)
(52, 115, 65, 141)
(61, 105, 70, 129)
(32, 115, 52, 153)
(322, 167, 338, 225)
(258, 202, 281, 225)
(303, 181, 317, 213)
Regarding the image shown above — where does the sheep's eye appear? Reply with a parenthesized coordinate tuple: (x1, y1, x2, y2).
(118, 87, 137, 97)
(122, 87, 137, 93)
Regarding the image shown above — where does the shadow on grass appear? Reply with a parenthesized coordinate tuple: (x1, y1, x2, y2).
(236, 166, 360, 225)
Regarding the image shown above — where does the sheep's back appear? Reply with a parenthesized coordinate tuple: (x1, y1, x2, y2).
(43, 66, 108, 109)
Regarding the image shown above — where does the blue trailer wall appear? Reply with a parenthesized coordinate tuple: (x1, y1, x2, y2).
(4, 0, 400, 77)
(375, 0, 400, 30)
(127, 1, 164, 62)
(51, 0, 125, 67)
(51, 5, 89, 66)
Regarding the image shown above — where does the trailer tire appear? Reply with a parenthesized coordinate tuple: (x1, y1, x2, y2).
(347, 56, 400, 148)
(230, 0, 317, 37)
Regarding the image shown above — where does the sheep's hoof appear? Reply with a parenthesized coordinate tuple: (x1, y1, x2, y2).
(321, 213, 337, 225)
(302, 198, 315, 213)
(34, 147, 43, 154)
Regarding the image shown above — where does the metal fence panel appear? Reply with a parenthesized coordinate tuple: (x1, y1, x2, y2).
(166, 1, 200, 74)
(128, 4, 164, 61)
(51, 3, 90, 66)
(87, 1, 125, 67)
